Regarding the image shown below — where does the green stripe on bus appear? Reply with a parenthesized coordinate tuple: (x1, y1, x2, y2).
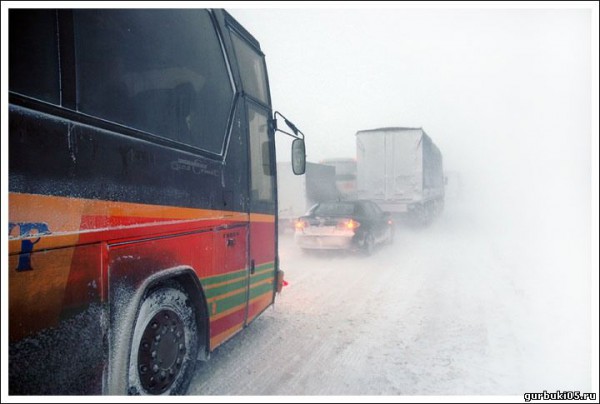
(204, 279, 248, 299)
(202, 269, 246, 286)
(249, 283, 274, 300)
(208, 275, 272, 298)
(210, 283, 274, 315)
(213, 291, 248, 314)
(250, 271, 274, 284)
(202, 262, 273, 286)
(254, 262, 274, 272)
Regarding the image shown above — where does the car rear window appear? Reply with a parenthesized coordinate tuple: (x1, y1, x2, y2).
(313, 202, 355, 216)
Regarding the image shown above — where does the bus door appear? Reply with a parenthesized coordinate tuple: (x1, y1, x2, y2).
(245, 101, 277, 325)
(227, 24, 277, 325)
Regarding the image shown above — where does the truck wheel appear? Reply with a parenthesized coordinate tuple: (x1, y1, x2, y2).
(127, 286, 198, 395)
(417, 204, 431, 225)
(436, 199, 445, 216)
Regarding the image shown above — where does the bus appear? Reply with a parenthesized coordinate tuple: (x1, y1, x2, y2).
(8, 9, 305, 395)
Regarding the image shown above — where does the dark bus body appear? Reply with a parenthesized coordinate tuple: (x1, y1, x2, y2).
(9, 9, 304, 395)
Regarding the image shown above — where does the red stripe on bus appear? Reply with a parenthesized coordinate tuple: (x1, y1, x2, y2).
(209, 306, 246, 339)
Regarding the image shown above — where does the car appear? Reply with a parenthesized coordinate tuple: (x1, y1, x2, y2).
(294, 199, 394, 255)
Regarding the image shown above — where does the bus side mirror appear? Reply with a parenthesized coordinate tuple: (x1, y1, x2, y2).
(291, 138, 306, 175)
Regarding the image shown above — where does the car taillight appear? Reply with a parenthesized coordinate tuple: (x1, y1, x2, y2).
(295, 219, 308, 230)
(337, 219, 360, 231)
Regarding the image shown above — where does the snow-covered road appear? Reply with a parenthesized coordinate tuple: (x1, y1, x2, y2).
(189, 201, 592, 396)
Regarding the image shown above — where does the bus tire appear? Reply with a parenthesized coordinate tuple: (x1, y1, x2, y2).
(127, 286, 198, 395)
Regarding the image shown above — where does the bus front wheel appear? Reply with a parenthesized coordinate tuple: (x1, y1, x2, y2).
(127, 286, 198, 395)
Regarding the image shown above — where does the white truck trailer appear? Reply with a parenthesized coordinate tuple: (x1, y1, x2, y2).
(356, 127, 444, 223)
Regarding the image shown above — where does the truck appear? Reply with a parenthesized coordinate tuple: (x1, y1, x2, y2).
(319, 157, 357, 200)
(9, 9, 306, 395)
(277, 162, 339, 232)
(356, 127, 444, 223)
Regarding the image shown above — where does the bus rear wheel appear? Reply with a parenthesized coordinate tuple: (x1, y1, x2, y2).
(128, 286, 198, 395)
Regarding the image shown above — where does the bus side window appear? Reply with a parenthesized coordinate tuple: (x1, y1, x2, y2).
(9, 9, 60, 104)
(230, 32, 269, 105)
(248, 104, 274, 206)
(73, 10, 234, 155)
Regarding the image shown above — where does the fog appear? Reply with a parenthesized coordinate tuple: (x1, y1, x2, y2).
(229, 8, 592, 221)
(0, 4, 596, 400)
(227, 5, 597, 397)
(191, 209, 589, 396)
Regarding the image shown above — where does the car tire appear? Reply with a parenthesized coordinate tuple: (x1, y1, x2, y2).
(127, 286, 198, 395)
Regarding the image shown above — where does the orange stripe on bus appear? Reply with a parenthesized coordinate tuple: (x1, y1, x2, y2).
(207, 286, 246, 303)
(249, 213, 275, 223)
(246, 294, 275, 323)
(210, 323, 244, 348)
(9, 192, 275, 254)
(210, 302, 246, 321)
(250, 278, 273, 289)
(10, 192, 247, 222)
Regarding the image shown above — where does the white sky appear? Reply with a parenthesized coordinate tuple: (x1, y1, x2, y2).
(229, 6, 591, 170)
(229, 3, 597, 276)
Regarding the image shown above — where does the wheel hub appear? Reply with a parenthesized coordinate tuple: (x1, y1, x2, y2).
(137, 309, 186, 394)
